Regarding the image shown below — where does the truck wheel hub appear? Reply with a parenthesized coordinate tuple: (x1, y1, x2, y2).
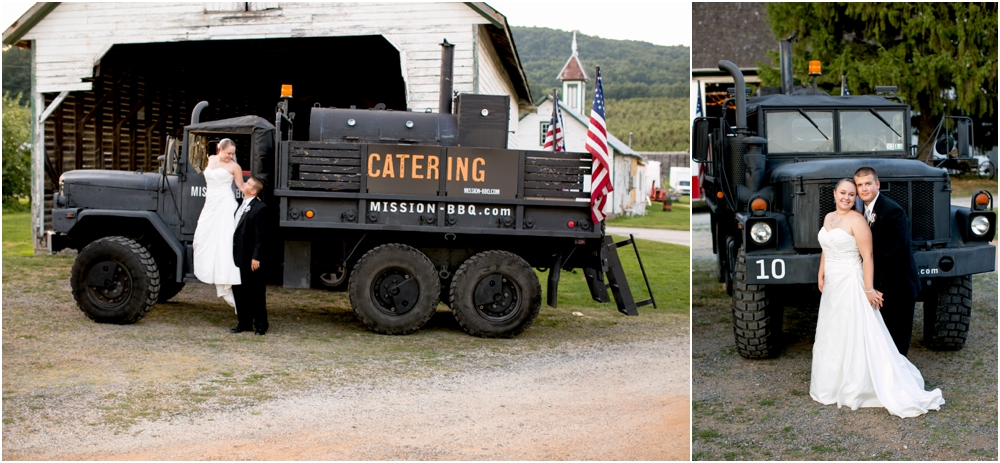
(473, 275, 519, 320)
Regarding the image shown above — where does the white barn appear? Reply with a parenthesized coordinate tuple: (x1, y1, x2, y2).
(2, 2, 534, 250)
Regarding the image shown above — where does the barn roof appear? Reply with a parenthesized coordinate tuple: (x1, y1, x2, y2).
(692, 2, 774, 70)
(2, 2, 533, 103)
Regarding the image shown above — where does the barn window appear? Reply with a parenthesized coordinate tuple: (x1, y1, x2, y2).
(539, 121, 550, 145)
(204, 3, 280, 13)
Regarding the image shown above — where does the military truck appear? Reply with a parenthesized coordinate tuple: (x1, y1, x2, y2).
(693, 41, 996, 358)
(49, 43, 654, 338)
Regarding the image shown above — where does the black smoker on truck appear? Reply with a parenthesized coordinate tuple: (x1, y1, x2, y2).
(49, 41, 655, 337)
(693, 40, 996, 358)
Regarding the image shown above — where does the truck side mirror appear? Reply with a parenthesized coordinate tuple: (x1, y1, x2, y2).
(957, 117, 971, 159)
(164, 136, 180, 174)
(692, 118, 709, 162)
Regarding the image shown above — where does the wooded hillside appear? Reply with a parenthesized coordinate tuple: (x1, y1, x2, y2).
(512, 27, 690, 151)
(511, 26, 689, 101)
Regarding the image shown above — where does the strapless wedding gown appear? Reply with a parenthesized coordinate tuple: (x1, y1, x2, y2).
(810, 227, 944, 418)
(193, 167, 241, 310)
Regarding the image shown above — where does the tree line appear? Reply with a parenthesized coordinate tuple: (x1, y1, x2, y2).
(512, 26, 690, 101)
(605, 97, 689, 152)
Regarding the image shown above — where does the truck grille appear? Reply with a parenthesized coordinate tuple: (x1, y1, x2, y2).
(817, 180, 935, 242)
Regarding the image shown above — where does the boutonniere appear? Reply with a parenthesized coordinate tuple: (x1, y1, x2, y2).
(868, 212, 877, 226)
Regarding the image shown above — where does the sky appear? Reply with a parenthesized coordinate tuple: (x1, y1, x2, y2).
(2, 1, 691, 48)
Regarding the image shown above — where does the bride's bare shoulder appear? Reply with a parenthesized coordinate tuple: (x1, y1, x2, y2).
(846, 209, 865, 223)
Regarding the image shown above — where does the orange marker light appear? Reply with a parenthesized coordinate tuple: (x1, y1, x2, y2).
(808, 60, 822, 76)
(280, 84, 293, 98)
(975, 193, 989, 205)
(305, 210, 315, 219)
(751, 198, 767, 211)
(716, 191, 724, 199)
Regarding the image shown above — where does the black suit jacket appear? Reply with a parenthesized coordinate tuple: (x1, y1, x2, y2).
(869, 194, 920, 299)
(233, 197, 268, 269)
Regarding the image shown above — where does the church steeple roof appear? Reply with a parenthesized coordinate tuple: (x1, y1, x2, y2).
(558, 31, 589, 82)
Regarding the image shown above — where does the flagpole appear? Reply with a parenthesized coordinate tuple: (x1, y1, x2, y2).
(551, 88, 559, 152)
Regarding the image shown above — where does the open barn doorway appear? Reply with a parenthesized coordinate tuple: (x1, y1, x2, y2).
(97, 34, 408, 136)
(41, 35, 408, 228)
(45, 35, 406, 176)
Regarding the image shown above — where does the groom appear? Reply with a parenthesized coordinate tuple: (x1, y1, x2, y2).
(231, 176, 270, 335)
(854, 167, 920, 356)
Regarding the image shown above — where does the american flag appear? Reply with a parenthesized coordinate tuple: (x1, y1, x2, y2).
(695, 82, 703, 117)
(587, 67, 613, 222)
(542, 94, 566, 152)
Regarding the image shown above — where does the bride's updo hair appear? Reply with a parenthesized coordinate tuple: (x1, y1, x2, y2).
(835, 177, 856, 192)
(217, 138, 236, 152)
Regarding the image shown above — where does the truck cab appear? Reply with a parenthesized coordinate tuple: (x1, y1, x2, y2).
(694, 53, 996, 358)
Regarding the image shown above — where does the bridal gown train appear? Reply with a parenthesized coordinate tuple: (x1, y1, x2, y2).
(193, 167, 241, 310)
(810, 227, 944, 418)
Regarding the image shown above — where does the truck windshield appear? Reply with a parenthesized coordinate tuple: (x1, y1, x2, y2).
(765, 111, 834, 153)
(840, 109, 905, 152)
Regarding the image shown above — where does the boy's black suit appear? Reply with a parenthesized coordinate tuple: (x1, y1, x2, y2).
(868, 194, 920, 356)
(233, 197, 269, 333)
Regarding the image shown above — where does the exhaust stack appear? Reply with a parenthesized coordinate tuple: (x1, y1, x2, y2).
(439, 39, 455, 114)
(779, 38, 794, 95)
(718, 60, 747, 134)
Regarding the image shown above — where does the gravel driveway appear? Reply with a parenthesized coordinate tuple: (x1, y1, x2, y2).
(3, 256, 689, 460)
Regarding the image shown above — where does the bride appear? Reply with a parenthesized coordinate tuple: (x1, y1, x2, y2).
(810, 178, 944, 418)
(193, 138, 244, 310)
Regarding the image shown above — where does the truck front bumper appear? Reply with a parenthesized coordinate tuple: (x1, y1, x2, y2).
(745, 243, 996, 285)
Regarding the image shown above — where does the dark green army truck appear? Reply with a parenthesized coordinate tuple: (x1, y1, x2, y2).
(693, 44, 996, 358)
(48, 44, 655, 338)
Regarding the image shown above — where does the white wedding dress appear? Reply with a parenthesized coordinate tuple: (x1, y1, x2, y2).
(193, 167, 241, 310)
(810, 227, 944, 418)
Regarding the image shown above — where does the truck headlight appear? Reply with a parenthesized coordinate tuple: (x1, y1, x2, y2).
(971, 215, 990, 236)
(750, 222, 772, 244)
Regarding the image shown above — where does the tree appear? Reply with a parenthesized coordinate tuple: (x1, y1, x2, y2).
(3, 92, 31, 210)
(759, 3, 998, 146)
(2, 46, 32, 104)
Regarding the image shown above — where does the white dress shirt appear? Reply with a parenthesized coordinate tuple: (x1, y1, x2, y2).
(864, 192, 880, 223)
(234, 197, 255, 227)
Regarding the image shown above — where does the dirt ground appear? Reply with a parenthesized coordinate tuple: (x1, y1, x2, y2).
(3, 270, 689, 460)
(5, 330, 689, 460)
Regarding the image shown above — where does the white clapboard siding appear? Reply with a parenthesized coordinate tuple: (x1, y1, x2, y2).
(22, 1, 511, 112)
(475, 25, 520, 142)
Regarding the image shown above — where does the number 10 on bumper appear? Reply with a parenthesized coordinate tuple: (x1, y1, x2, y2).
(756, 259, 786, 280)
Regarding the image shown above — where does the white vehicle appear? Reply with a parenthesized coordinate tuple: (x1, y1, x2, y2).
(669, 167, 691, 195)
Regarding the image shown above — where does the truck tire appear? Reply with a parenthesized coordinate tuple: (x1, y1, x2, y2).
(449, 250, 541, 338)
(318, 265, 349, 290)
(348, 244, 440, 335)
(731, 246, 782, 358)
(923, 275, 972, 350)
(71, 237, 160, 324)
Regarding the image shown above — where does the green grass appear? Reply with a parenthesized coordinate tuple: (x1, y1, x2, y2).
(3, 211, 34, 256)
(606, 198, 689, 230)
(951, 177, 998, 198)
